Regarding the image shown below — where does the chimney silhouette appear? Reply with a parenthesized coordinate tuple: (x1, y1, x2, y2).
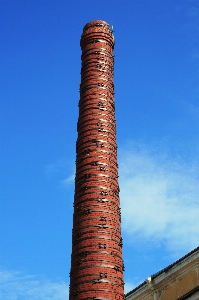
(69, 20, 124, 300)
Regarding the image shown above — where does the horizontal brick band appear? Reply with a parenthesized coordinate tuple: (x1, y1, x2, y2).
(69, 20, 124, 300)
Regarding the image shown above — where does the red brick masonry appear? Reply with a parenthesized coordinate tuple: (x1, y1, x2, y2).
(69, 20, 124, 300)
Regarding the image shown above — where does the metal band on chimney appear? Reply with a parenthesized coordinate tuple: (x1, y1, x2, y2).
(69, 20, 124, 300)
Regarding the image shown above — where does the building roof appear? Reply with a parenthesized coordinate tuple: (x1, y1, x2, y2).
(125, 246, 199, 298)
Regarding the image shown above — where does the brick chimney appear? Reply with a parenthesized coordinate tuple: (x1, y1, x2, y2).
(69, 20, 124, 300)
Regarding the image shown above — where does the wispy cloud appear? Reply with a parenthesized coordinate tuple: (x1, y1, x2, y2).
(192, 48, 199, 61)
(62, 174, 75, 187)
(187, 5, 199, 18)
(119, 143, 199, 255)
(45, 159, 69, 176)
(45, 158, 75, 187)
(124, 281, 139, 294)
(0, 270, 68, 300)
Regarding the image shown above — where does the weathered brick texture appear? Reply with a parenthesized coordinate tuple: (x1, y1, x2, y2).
(69, 20, 124, 300)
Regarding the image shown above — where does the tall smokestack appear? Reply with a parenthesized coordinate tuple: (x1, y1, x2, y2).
(69, 20, 124, 300)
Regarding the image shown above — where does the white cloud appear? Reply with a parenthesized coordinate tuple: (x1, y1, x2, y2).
(62, 173, 75, 186)
(45, 158, 75, 187)
(119, 144, 199, 254)
(0, 270, 68, 300)
(124, 281, 136, 294)
(45, 159, 68, 176)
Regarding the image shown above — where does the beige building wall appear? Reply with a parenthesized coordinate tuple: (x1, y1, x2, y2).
(126, 247, 199, 300)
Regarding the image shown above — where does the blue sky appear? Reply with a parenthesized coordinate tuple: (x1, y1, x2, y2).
(1, 0, 199, 299)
